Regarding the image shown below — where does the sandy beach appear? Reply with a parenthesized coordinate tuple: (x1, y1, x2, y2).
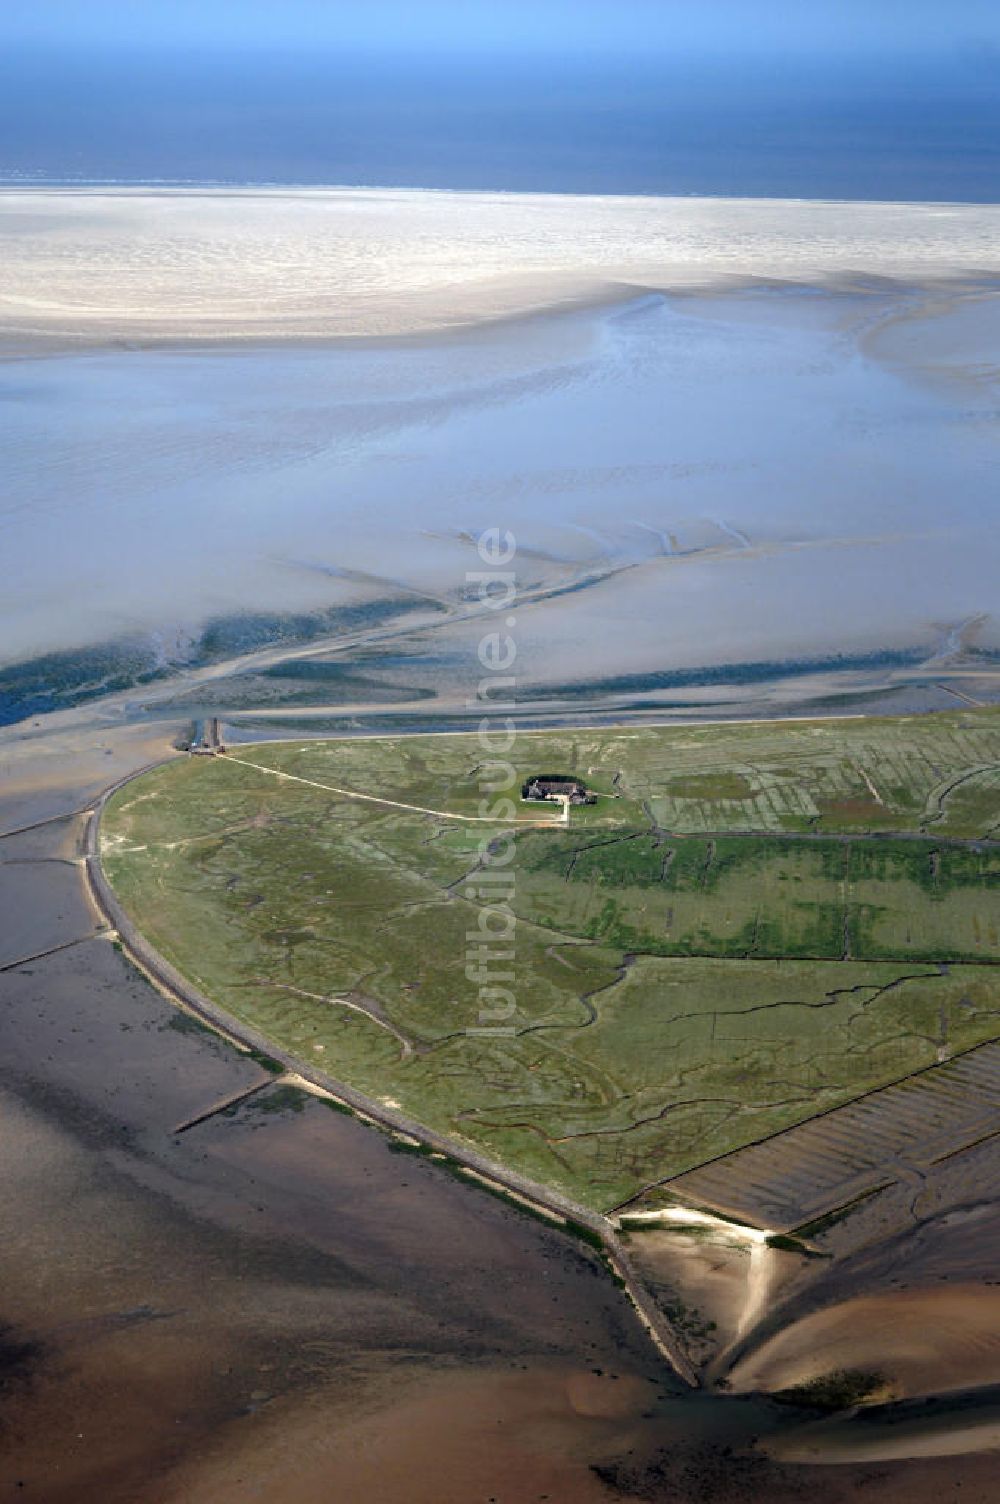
(2, 188, 999, 348)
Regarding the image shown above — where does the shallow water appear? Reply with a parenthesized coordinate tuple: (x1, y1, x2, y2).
(2, 283, 998, 715)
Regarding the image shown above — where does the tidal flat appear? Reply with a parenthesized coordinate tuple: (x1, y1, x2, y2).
(2, 190, 1000, 727)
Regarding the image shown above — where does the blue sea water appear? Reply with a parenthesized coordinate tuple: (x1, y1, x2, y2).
(0, 49, 997, 201)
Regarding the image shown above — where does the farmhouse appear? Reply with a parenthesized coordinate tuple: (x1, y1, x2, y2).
(521, 774, 596, 806)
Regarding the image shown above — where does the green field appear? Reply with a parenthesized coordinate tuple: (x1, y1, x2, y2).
(102, 709, 1000, 1210)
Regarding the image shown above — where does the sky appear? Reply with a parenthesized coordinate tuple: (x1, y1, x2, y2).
(4, 0, 999, 59)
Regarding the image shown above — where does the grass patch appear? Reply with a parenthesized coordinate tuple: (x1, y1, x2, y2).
(765, 1232, 825, 1257)
(101, 711, 1000, 1211)
(772, 1368, 887, 1411)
